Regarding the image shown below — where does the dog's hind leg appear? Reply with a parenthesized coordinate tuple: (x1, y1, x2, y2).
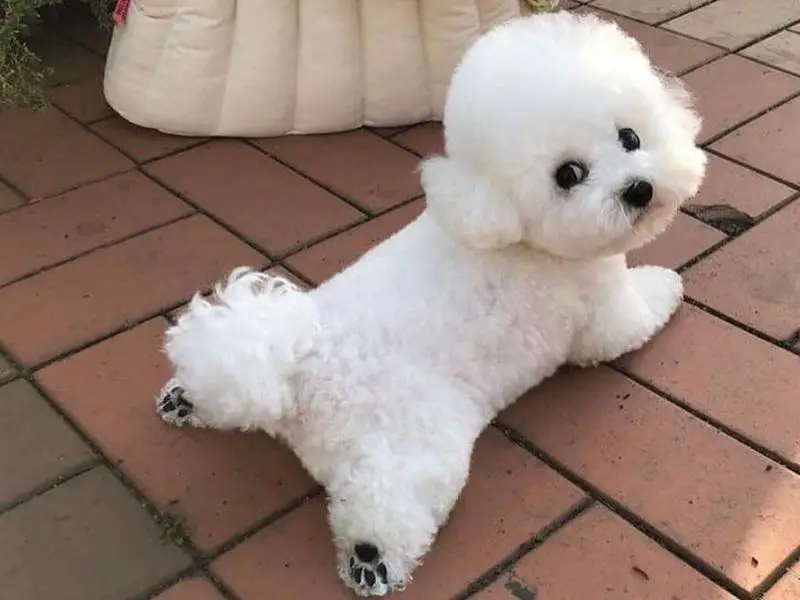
(327, 442, 473, 597)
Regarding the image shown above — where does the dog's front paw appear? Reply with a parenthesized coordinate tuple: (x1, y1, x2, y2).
(340, 543, 396, 597)
(630, 265, 683, 325)
(156, 378, 204, 428)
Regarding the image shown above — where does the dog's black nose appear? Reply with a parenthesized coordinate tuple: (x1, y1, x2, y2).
(621, 180, 653, 208)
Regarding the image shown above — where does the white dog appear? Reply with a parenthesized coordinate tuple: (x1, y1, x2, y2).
(156, 12, 706, 597)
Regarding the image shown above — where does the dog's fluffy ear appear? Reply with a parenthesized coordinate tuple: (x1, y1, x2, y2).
(659, 71, 703, 140)
(420, 156, 523, 250)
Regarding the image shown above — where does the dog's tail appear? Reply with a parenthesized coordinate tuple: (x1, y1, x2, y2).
(163, 267, 320, 430)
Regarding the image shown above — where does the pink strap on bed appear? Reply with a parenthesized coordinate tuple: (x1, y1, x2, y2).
(113, 0, 132, 25)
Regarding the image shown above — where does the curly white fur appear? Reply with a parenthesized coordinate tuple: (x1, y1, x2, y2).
(157, 12, 706, 597)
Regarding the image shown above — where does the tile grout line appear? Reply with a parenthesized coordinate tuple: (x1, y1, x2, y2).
(682, 296, 800, 356)
(0, 341, 320, 600)
(200, 567, 245, 600)
(590, 5, 800, 82)
(22, 288, 259, 373)
(243, 138, 375, 217)
(580, 3, 729, 53)
(728, 46, 800, 81)
(650, 0, 723, 27)
(0, 166, 135, 213)
(455, 496, 595, 599)
(0, 456, 102, 517)
(614, 366, 800, 474)
(492, 422, 753, 600)
(703, 147, 800, 192)
(0, 173, 30, 213)
(700, 88, 800, 147)
(48, 101, 281, 266)
(676, 192, 800, 273)
(128, 566, 202, 600)
(657, 11, 800, 56)
(0, 211, 198, 293)
(94, 129, 213, 167)
(202, 487, 324, 561)
(276, 193, 426, 264)
(752, 544, 800, 599)
(0, 345, 209, 566)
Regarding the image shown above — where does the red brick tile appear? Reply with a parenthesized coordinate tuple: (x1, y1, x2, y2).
(212, 497, 345, 600)
(742, 30, 800, 77)
(628, 212, 724, 269)
(29, 33, 104, 88)
(0, 216, 264, 366)
(214, 430, 583, 600)
(49, 76, 113, 123)
(0, 467, 191, 600)
(0, 180, 24, 213)
(392, 122, 444, 157)
(91, 117, 207, 163)
(0, 379, 94, 506)
(146, 141, 364, 255)
(664, 0, 800, 50)
(0, 107, 133, 198)
(766, 564, 800, 599)
(285, 200, 424, 284)
(682, 55, 800, 143)
(151, 577, 224, 600)
(711, 96, 800, 186)
(683, 200, 800, 341)
(619, 304, 800, 464)
(0, 171, 191, 286)
(576, 6, 725, 73)
(386, 431, 584, 600)
(688, 153, 795, 218)
(590, 0, 715, 24)
(255, 130, 423, 212)
(37, 319, 316, 550)
(477, 506, 737, 600)
(500, 367, 800, 591)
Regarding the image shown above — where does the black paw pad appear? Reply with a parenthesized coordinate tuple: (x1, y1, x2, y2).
(158, 386, 194, 420)
(355, 542, 379, 563)
(348, 543, 389, 592)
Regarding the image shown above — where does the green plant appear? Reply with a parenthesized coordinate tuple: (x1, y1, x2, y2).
(0, 0, 112, 109)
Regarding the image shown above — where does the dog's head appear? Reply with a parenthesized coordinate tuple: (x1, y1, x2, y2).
(422, 11, 707, 260)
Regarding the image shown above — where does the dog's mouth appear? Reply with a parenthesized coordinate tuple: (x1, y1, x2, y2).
(626, 205, 649, 226)
(619, 200, 649, 227)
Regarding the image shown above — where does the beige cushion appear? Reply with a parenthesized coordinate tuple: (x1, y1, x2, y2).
(103, 0, 525, 137)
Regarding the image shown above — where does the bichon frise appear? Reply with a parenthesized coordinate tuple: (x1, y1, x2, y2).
(156, 11, 706, 597)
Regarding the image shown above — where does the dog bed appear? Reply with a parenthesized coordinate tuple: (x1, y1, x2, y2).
(103, 0, 528, 137)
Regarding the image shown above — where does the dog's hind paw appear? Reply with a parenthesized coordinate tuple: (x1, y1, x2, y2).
(156, 379, 204, 428)
(342, 543, 396, 597)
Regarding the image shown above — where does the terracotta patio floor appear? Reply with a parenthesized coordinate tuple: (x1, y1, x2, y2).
(2, 1, 800, 599)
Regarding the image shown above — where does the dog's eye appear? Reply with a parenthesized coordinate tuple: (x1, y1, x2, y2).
(618, 127, 641, 152)
(554, 162, 588, 190)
